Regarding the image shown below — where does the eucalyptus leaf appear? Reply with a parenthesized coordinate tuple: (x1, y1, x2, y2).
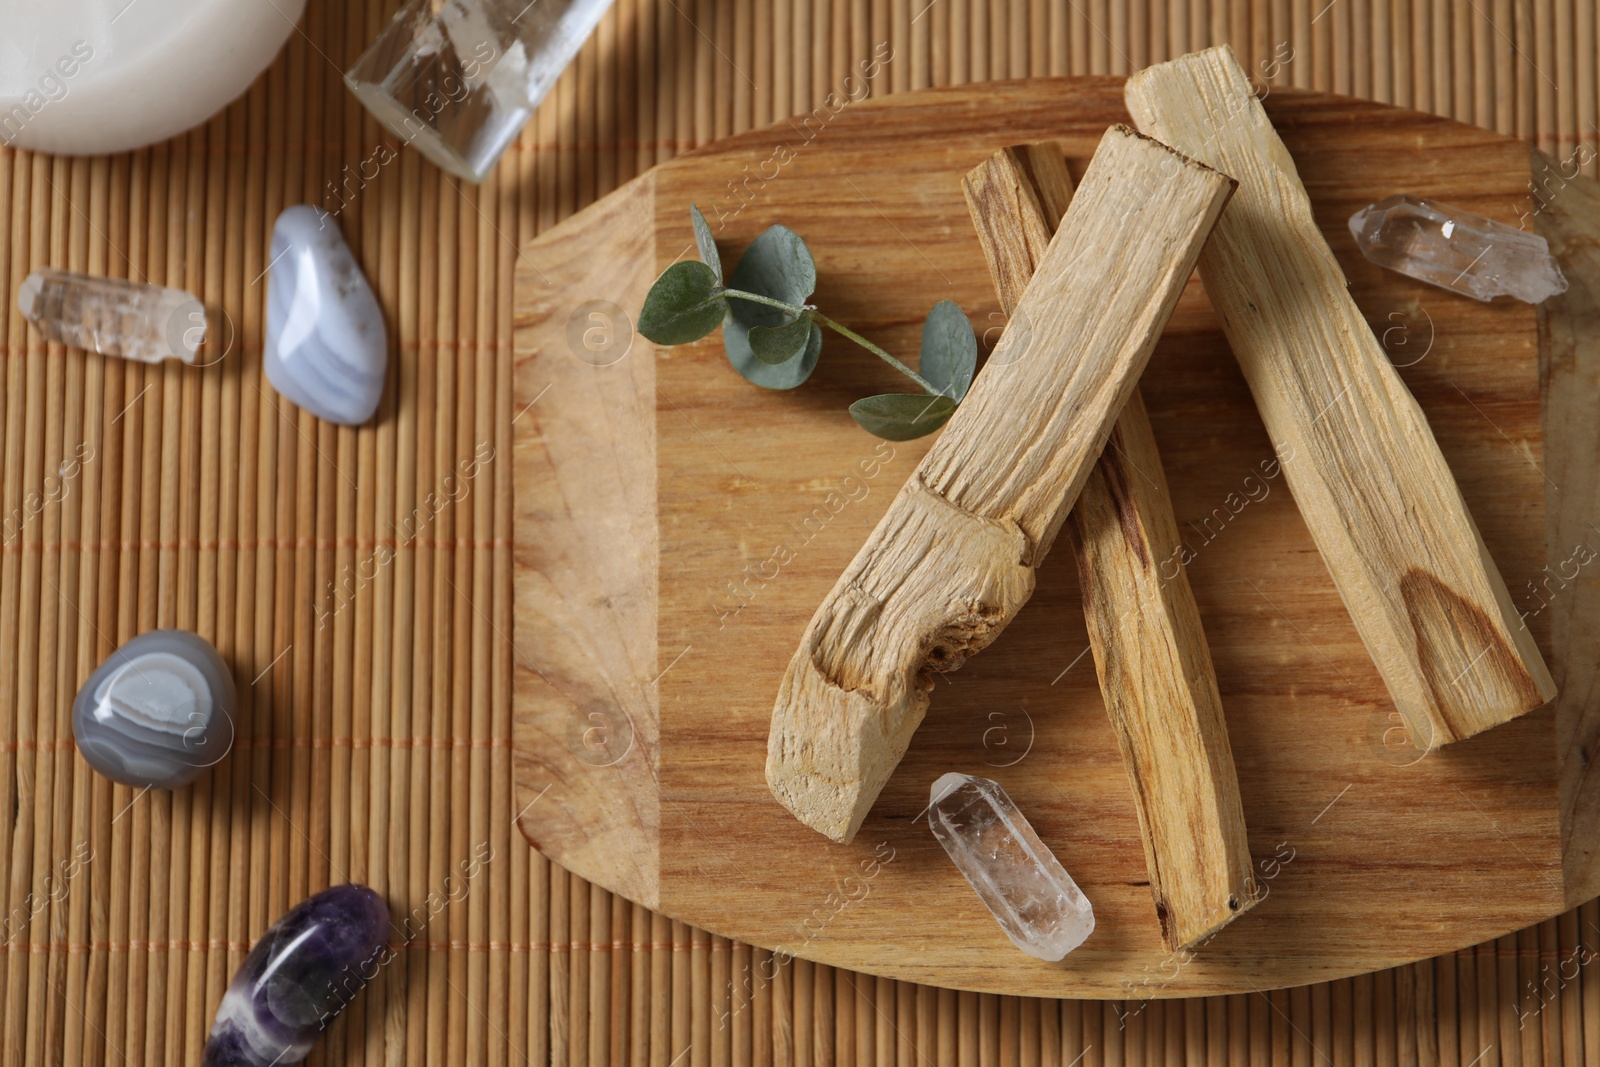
(690, 204, 722, 284)
(638, 260, 726, 345)
(848, 392, 958, 441)
(727, 225, 816, 330)
(919, 299, 978, 401)
(725, 318, 822, 389)
(748, 312, 813, 365)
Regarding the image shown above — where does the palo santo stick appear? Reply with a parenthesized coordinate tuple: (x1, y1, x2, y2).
(964, 143, 1255, 950)
(766, 125, 1236, 843)
(1125, 46, 1556, 748)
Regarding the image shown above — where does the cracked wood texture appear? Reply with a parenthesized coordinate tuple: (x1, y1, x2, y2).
(1125, 46, 1557, 749)
(765, 125, 1235, 845)
(514, 79, 1598, 998)
(963, 143, 1255, 952)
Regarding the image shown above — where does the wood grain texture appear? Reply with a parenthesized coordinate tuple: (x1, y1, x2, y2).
(963, 143, 1255, 951)
(512, 172, 662, 908)
(513, 79, 1587, 997)
(1125, 46, 1557, 749)
(765, 125, 1235, 844)
(1535, 148, 1600, 904)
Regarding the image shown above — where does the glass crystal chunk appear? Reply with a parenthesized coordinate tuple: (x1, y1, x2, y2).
(204, 884, 391, 1066)
(72, 629, 237, 790)
(1348, 194, 1567, 304)
(346, 0, 615, 183)
(927, 773, 1095, 961)
(17, 268, 206, 363)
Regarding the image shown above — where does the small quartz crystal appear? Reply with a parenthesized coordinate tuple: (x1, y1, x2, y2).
(346, 0, 615, 182)
(928, 773, 1095, 961)
(17, 268, 206, 362)
(72, 629, 237, 789)
(204, 884, 391, 1066)
(1348, 194, 1567, 303)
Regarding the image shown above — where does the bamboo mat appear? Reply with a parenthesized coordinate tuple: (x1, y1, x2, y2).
(1, 0, 1598, 1064)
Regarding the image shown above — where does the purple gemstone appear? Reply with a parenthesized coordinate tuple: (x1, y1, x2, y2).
(203, 884, 391, 1066)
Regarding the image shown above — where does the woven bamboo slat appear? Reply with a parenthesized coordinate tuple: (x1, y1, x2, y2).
(1, 1, 1598, 1064)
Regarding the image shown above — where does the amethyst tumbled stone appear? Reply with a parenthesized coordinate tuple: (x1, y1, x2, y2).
(203, 884, 391, 1066)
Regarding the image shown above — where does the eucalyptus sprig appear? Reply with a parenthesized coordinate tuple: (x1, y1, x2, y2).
(636, 205, 977, 441)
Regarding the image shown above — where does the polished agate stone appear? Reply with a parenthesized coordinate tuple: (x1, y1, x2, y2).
(204, 884, 392, 1066)
(264, 206, 388, 425)
(71, 629, 236, 789)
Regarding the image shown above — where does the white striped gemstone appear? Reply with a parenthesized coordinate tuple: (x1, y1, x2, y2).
(264, 205, 388, 426)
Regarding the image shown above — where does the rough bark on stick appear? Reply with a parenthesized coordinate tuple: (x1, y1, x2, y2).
(1125, 47, 1556, 748)
(964, 143, 1256, 949)
(766, 125, 1237, 844)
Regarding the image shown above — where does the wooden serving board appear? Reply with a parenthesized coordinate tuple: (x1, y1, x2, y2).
(510, 78, 1600, 998)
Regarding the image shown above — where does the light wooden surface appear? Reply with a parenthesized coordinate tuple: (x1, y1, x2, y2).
(1126, 46, 1556, 750)
(964, 143, 1255, 952)
(512, 171, 662, 906)
(766, 126, 1234, 845)
(1535, 147, 1600, 907)
(512, 79, 1595, 997)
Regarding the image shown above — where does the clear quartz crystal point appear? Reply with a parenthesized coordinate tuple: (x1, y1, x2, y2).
(17, 268, 205, 363)
(927, 773, 1095, 961)
(346, 0, 616, 183)
(1347, 194, 1568, 304)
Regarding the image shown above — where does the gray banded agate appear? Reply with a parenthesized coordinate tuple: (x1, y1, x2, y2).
(71, 629, 236, 789)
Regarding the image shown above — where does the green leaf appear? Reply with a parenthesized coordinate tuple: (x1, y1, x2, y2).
(725, 318, 822, 389)
(919, 300, 978, 401)
(690, 204, 722, 284)
(848, 393, 958, 440)
(638, 260, 726, 345)
(727, 225, 817, 330)
(748, 312, 814, 365)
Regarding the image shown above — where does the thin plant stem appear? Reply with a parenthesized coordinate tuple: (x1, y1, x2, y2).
(720, 288, 937, 394)
(719, 288, 806, 315)
(808, 311, 936, 394)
